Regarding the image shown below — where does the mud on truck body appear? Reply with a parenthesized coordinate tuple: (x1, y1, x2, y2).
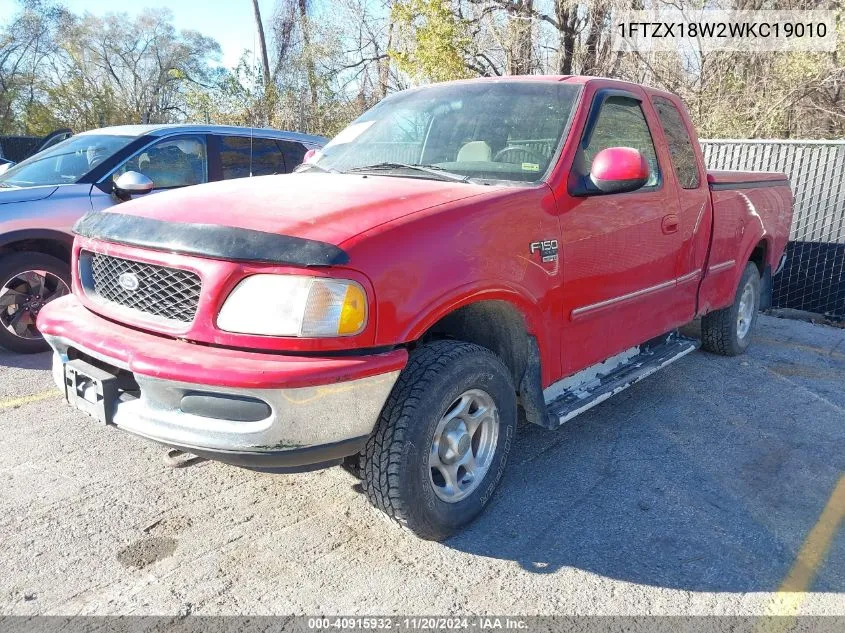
(38, 76, 793, 540)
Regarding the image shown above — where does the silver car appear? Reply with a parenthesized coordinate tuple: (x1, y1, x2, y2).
(0, 124, 325, 353)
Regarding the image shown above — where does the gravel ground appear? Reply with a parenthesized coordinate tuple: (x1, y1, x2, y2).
(0, 314, 843, 616)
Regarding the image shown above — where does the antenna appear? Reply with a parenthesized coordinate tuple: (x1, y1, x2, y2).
(250, 17, 256, 177)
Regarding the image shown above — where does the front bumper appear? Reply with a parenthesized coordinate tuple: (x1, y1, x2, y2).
(39, 296, 406, 472)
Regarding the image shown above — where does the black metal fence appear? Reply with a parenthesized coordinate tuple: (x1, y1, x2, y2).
(701, 139, 845, 319)
(0, 129, 73, 163)
(0, 136, 42, 162)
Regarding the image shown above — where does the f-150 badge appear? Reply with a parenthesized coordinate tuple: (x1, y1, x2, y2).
(529, 239, 559, 263)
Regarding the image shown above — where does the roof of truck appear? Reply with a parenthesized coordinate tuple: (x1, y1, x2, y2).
(395, 75, 680, 102)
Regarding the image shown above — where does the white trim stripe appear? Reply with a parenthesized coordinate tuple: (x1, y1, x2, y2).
(571, 268, 702, 320)
(571, 279, 675, 319)
(708, 260, 736, 274)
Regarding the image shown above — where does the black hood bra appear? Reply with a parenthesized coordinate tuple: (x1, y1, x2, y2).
(73, 212, 350, 267)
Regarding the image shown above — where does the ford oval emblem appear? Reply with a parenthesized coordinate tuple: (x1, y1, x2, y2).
(118, 272, 140, 291)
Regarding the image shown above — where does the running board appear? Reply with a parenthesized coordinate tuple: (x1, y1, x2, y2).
(543, 332, 699, 428)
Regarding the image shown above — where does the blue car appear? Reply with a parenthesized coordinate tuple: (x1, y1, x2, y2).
(0, 124, 325, 352)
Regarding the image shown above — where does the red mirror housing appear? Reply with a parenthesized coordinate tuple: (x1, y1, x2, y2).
(589, 147, 650, 194)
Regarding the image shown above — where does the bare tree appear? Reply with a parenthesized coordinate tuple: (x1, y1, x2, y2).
(252, 0, 272, 88)
(3, 0, 843, 140)
(297, 0, 319, 109)
(0, 0, 66, 133)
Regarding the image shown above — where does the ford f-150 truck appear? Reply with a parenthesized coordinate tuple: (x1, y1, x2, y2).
(38, 76, 793, 540)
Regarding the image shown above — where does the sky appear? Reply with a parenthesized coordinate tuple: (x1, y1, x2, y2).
(0, 0, 276, 68)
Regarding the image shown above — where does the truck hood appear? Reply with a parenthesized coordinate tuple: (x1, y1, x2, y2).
(0, 184, 59, 206)
(114, 173, 500, 245)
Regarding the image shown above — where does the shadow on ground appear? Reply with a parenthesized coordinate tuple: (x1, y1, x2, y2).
(447, 319, 845, 593)
(0, 349, 51, 370)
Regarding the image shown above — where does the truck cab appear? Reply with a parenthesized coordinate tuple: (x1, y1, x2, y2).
(37, 76, 793, 540)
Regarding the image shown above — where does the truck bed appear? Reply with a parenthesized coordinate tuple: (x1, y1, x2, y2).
(698, 170, 793, 315)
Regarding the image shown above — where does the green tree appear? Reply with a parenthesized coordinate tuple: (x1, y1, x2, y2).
(390, 0, 473, 83)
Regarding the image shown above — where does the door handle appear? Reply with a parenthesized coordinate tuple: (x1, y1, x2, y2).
(662, 214, 679, 234)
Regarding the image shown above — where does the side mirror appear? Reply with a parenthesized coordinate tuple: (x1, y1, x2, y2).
(302, 148, 319, 164)
(113, 171, 154, 201)
(0, 162, 12, 175)
(589, 147, 650, 194)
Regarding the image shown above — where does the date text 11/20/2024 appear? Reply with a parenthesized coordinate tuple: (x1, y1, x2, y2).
(307, 618, 528, 630)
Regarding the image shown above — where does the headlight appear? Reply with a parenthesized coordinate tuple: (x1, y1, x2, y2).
(217, 275, 368, 337)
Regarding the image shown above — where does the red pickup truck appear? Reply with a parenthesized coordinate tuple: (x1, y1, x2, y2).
(38, 76, 792, 540)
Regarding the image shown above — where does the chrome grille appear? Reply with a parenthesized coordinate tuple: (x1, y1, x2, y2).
(81, 251, 201, 323)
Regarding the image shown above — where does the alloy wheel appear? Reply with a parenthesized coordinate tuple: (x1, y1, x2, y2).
(0, 270, 69, 340)
(736, 280, 756, 340)
(429, 388, 500, 503)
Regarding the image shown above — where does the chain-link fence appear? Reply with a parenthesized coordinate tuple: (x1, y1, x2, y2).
(701, 139, 845, 319)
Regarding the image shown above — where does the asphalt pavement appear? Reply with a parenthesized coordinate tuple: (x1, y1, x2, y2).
(1, 315, 843, 616)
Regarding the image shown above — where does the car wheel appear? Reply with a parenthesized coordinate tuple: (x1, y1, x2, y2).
(701, 262, 761, 356)
(361, 340, 517, 541)
(0, 252, 70, 354)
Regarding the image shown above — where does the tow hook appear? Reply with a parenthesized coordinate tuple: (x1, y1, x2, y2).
(163, 448, 205, 468)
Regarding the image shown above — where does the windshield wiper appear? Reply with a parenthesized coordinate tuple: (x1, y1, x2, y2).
(344, 162, 470, 183)
(294, 162, 338, 174)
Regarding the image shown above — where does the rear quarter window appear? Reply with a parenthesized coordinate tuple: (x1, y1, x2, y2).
(220, 136, 286, 178)
(277, 140, 307, 170)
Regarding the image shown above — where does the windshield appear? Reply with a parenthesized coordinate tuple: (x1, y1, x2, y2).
(311, 81, 581, 184)
(0, 134, 136, 187)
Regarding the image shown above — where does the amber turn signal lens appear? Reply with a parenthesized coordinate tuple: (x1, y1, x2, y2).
(338, 283, 367, 335)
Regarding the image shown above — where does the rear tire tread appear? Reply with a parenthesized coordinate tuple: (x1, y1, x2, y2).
(701, 262, 760, 357)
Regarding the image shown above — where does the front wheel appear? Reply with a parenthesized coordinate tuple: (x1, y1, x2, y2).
(701, 262, 760, 356)
(0, 252, 71, 354)
(361, 341, 517, 541)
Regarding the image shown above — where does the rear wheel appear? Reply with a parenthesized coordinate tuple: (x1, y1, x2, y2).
(701, 262, 760, 356)
(361, 341, 516, 541)
(0, 252, 70, 354)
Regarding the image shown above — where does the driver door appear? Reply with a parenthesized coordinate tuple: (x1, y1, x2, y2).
(89, 135, 209, 211)
(557, 90, 684, 375)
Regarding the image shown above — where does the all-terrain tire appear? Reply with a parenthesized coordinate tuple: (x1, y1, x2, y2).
(361, 340, 517, 541)
(0, 251, 70, 354)
(701, 262, 761, 356)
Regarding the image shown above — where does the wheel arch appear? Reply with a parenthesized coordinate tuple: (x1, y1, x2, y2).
(725, 231, 772, 303)
(746, 236, 774, 310)
(747, 236, 771, 276)
(411, 291, 553, 428)
(0, 229, 74, 264)
(403, 286, 544, 342)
